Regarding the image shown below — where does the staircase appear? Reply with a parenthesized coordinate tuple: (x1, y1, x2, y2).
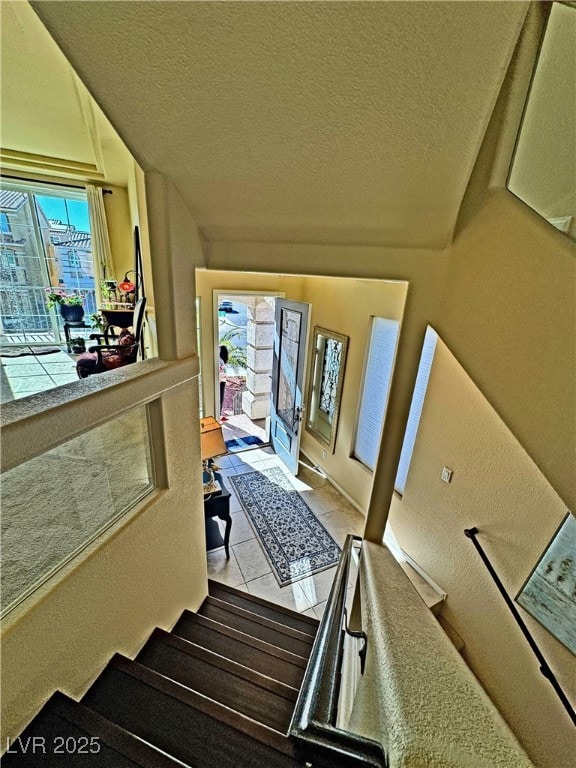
(3, 580, 320, 767)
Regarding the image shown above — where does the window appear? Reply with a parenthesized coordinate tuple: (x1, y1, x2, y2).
(353, 319, 438, 492)
(0, 179, 96, 343)
(507, 3, 575, 241)
(353, 317, 400, 470)
(395, 326, 438, 493)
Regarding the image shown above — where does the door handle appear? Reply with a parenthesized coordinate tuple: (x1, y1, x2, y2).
(293, 405, 304, 433)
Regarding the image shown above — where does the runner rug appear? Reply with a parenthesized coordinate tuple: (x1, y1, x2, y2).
(230, 467, 341, 587)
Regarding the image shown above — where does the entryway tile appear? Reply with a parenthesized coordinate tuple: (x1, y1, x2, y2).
(296, 566, 338, 609)
(311, 601, 328, 620)
(233, 538, 271, 582)
(320, 507, 365, 546)
(246, 572, 313, 613)
(297, 464, 329, 489)
(228, 510, 256, 546)
(232, 462, 259, 476)
(206, 549, 244, 588)
(299, 487, 342, 516)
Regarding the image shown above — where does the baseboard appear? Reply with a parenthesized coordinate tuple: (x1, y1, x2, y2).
(299, 450, 367, 517)
(400, 550, 447, 602)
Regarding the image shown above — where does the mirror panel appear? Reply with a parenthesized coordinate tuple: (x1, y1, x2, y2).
(507, 2, 576, 240)
(306, 327, 348, 453)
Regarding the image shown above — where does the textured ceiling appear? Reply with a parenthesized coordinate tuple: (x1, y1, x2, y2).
(30, 1, 528, 247)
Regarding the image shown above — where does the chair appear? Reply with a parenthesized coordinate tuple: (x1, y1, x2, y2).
(76, 297, 146, 379)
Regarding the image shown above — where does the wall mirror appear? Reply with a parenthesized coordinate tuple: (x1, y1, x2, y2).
(306, 327, 349, 453)
(507, 2, 575, 240)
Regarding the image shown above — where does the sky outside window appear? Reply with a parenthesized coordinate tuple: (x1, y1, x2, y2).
(35, 195, 91, 232)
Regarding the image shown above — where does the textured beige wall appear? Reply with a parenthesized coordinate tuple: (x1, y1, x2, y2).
(389, 340, 575, 768)
(438, 191, 575, 514)
(0, 382, 207, 745)
(103, 183, 133, 278)
(299, 277, 407, 510)
(147, 172, 205, 361)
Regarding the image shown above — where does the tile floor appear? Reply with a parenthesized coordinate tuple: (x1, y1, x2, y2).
(206, 447, 366, 620)
(1, 349, 78, 403)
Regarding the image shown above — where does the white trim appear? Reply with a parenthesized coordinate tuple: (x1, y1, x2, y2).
(401, 549, 447, 600)
(300, 448, 366, 516)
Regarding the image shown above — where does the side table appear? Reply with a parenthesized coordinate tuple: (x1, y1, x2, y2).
(203, 471, 232, 559)
(63, 321, 91, 353)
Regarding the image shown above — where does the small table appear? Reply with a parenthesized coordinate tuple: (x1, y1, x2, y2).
(100, 308, 134, 331)
(63, 321, 91, 352)
(203, 471, 232, 559)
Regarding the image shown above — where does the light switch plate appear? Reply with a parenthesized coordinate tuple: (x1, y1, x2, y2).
(441, 466, 453, 483)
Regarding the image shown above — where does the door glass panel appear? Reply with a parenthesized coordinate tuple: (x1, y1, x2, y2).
(277, 308, 301, 427)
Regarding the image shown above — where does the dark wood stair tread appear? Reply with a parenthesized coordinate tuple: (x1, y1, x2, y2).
(82, 655, 302, 767)
(1, 692, 181, 767)
(198, 597, 314, 658)
(208, 580, 319, 637)
(173, 611, 307, 688)
(136, 629, 296, 733)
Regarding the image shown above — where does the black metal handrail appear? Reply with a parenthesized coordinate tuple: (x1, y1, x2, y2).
(465, 527, 576, 727)
(289, 534, 387, 767)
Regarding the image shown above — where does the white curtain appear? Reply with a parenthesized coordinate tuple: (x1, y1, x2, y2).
(86, 184, 114, 302)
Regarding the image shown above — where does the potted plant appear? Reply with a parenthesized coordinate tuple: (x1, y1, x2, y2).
(45, 288, 85, 322)
(69, 337, 86, 354)
(90, 313, 106, 332)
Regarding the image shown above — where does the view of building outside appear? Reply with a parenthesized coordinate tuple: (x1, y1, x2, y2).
(0, 183, 95, 344)
(218, 296, 249, 418)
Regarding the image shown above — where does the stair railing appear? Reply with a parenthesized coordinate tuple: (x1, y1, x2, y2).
(289, 534, 387, 767)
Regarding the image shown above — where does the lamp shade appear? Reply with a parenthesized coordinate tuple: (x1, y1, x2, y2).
(200, 416, 227, 460)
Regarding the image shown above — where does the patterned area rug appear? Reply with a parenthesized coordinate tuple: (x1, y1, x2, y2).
(230, 467, 341, 586)
(0, 346, 60, 357)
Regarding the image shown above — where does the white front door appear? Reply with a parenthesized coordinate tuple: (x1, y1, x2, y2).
(270, 298, 310, 475)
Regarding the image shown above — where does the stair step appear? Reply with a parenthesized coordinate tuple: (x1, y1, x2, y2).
(198, 597, 314, 658)
(82, 655, 302, 767)
(1, 691, 182, 767)
(137, 629, 297, 733)
(173, 611, 307, 688)
(208, 580, 319, 637)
